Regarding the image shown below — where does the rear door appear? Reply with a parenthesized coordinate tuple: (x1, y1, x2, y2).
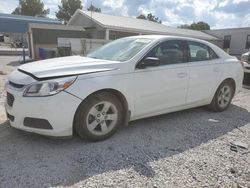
(186, 41, 221, 104)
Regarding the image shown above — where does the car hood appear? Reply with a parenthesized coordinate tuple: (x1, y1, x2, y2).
(18, 56, 121, 80)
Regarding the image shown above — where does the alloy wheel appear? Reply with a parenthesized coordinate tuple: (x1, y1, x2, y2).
(86, 101, 118, 136)
(217, 85, 232, 109)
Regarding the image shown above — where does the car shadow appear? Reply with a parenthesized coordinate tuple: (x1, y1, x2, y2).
(0, 105, 250, 187)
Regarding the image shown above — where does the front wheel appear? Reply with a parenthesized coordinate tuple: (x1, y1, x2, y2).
(74, 92, 123, 141)
(209, 80, 234, 112)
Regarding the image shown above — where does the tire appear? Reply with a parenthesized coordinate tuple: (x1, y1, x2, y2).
(209, 80, 234, 112)
(74, 92, 123, 141)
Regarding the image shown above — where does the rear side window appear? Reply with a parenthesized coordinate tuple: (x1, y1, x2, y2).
(209, 47, 219, 59)
(223, 35, 231, 49)
(246, 35, 250, 49)
(188, 41, 218, 62)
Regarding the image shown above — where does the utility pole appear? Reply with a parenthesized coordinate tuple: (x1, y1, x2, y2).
(19, 0, 26, 64)
(19, 0, 22, 14)
(90, 0, 93, 40)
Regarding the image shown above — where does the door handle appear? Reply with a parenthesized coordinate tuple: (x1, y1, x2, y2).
(177, 72, 187, 78)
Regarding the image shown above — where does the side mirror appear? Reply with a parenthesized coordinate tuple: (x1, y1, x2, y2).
(137, 57, 160, 69)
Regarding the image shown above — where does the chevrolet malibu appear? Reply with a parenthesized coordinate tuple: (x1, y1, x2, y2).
(5, 35, 243, 141)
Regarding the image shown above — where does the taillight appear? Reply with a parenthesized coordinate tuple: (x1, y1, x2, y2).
(240, 60, 244, 67)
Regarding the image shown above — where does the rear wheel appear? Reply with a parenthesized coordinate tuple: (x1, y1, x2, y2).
(209, 80, 234, 112)
(74, 92, 123, 141)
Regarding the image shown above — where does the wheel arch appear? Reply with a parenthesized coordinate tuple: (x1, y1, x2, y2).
(222, 78, 236, 96)
(209, 77, 236, 112)
(211, 77, 236, 104)
(73, 88, 130, 132)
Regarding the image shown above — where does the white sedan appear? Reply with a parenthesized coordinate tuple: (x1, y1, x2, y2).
(241, 51, 250, 74)
(241, 51, 250, 85)
(5, 35, 243, 141)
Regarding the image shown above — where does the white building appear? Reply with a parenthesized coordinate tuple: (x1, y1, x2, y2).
(0, 13, 61, 47)
(204, 27, 250, 58)
(68, 10, 220, 43)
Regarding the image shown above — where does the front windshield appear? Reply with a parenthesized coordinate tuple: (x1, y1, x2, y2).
(87, 37, 154, 62)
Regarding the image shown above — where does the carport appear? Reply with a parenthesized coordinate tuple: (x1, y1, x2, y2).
(28, 23, 86, 60)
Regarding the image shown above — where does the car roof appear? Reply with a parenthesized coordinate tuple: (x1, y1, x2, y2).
(125, 35, 231, 59)
(126, 35, 212, 43)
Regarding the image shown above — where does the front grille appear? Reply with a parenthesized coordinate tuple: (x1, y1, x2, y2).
(7, 92, 14, 107)
(246, 67, 250, 70)
(9, 81, 25, 89)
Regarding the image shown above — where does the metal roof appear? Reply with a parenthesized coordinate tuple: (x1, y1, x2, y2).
(28, 23, 85, 31)
(204, 27, 250, 32)
(69, 10, 219, 41)
(0, 13, 61, 33)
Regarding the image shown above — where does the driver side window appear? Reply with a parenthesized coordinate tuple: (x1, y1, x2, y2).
(146, 40, 186, 65)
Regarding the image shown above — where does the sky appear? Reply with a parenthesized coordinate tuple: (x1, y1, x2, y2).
(0, 0, 250, 29)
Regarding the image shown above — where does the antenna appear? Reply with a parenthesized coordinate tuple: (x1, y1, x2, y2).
(90, 0, 93, 18)
(90, 0, 93, 39)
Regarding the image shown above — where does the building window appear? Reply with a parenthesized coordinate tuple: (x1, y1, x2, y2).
(246, 35, 250, 49)
(110, 34, 116, 40)
(223, 35, 231, 49)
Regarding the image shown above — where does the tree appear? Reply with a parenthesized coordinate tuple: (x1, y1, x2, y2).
(12, 0, 49, 17)
(56, 0, 82, 24)
(136, 14, 146, 20)
(87, 4, 101, 12)
(190, 21, 210, 30)
(136, 13, 161, 23)
(147, 13, 162, 23)
(179, 21, 210, 30)
(178, 24, 190, 29)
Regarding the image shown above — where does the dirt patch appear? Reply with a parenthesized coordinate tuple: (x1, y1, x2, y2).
(0, 71, 6, 75)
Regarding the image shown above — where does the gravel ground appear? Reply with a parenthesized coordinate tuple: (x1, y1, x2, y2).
(0, 56, 250, 188)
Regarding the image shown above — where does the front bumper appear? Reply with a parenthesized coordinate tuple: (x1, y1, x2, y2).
(243, 63, 250, 73)
(5, 85, 82, 137)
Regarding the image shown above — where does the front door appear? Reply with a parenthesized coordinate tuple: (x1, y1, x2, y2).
(134, 40, 189, 117)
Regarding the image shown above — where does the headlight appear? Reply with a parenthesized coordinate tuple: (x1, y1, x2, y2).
(23, 76, 77, 97)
